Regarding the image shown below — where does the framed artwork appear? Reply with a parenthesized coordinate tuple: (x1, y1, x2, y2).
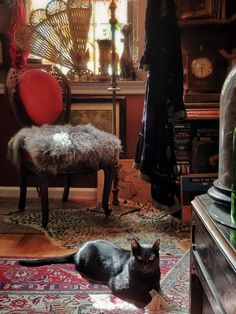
(177, 0, 213, 19)
(0, 34, 3, 68)
(70, 96, 126, 158)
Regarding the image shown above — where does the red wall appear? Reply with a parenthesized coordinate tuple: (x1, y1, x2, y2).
(125, 95, 144, 158)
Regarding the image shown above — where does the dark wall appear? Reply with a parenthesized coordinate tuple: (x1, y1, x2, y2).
(0, 4, 17, 185)
(0, 93, 19, 185)
(0, 4, 11, 82)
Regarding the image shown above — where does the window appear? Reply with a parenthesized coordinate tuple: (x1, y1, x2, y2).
(26, 0, 132, 76)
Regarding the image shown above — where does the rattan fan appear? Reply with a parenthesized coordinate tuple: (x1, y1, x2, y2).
(15, 0, 95, 81)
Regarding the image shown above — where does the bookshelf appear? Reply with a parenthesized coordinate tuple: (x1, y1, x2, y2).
(176, 1, 236, 221)
(178, 14, 236, 27)
(177, 0, 236, 22)
(175, 107, 219, 222)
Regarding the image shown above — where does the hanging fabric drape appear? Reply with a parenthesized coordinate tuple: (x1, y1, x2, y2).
(8, 0, 28, 68)
(134, 0, 186, 210)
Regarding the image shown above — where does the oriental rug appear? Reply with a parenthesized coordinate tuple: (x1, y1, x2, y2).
(3, 199, 190, 255)
(0, 250, 190, 314)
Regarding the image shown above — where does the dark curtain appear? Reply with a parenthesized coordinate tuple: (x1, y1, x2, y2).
(8, 0, 28, 68)
(134, 0, 186, 209)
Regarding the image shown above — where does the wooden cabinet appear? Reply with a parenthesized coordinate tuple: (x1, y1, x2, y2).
(179, 5, 236, 94)
(191, 194, 236, 314)
(177, 3, 236, 221)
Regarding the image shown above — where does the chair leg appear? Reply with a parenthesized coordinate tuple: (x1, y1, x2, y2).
(38, 175, 49, 229)
(62, 175, 70, 202)
(18, 168, 28, 211)
(102, 167, 113, 216)
(112, 162, 119, 205)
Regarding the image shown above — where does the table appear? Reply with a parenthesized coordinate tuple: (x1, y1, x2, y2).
(191, 194, 236, 314)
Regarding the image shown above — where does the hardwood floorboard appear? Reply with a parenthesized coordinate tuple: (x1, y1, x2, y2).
(0, 234, 74, 257)
(0, 197, 95, 257)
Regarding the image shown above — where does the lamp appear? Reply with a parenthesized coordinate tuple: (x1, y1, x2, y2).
(93, 0, 137, 135)
(108, 0, 120, 136)
(92, 0, 121, 135)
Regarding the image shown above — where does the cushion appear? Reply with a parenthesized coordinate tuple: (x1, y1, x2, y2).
(8, 124, 121, 174)
(18, 69, 63, 125)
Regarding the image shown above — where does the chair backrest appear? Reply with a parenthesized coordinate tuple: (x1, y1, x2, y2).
(6, 66, 71, 127)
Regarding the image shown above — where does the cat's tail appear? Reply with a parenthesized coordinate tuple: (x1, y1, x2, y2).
(19, 253, 75, 267)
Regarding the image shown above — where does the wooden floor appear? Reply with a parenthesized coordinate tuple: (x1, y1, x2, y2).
(0, 198, 190, 258)
(0, 234, 190, 258)
(0, 234, 75, 257)
(0, 198, 94, 258)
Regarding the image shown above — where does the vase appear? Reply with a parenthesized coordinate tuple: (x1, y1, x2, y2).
(120, 24, 133, 79)
(97, 39, 112, 81)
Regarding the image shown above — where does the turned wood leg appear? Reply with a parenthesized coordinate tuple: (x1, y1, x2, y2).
(112, 162, 119, 205)
(39, 175, 49, 229)
(102, 167, 113, 216)
(62, 175, 70, 202)
(18, 167, 28, 211)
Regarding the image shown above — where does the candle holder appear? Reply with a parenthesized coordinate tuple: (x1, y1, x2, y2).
(95, 0, 121, 135)
(97, 39, 112, 81)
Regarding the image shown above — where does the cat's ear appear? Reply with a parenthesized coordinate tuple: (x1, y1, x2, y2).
(131, 239, 140, 250)
(152, 239, 160, 250)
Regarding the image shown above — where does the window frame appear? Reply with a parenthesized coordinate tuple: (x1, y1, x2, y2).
(25, 0, 146, 79)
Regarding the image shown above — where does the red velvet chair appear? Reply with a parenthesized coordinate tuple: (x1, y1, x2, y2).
(6, 67, 120, 228)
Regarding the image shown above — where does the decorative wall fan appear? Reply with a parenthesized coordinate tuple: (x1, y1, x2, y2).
(14, 0, 95, 81)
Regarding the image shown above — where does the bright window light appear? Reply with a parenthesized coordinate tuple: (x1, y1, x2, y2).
(28, 0, 128, 75)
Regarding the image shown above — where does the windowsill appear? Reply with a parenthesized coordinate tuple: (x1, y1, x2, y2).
(70, 80, 146, 95)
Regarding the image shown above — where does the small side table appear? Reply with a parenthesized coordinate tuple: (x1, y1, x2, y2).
(191, 194, 236, 314)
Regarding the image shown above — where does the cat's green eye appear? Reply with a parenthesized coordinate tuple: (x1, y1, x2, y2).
(137, 256, 142, 261)
(149, 255, 155, 261)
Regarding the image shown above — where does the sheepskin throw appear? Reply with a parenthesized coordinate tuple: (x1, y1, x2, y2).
(8, 124, 121, 174)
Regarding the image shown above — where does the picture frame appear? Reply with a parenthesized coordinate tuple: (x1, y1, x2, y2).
(177, 0, 213, 20)
(0, 34, 3, 68)
(70, 96, 126, 158)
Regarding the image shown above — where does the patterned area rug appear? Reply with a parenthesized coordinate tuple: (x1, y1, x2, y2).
(3, 200, 190, 255)
(0, 251, 190, 314)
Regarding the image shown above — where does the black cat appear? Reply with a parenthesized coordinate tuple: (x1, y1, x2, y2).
(19, 239, 161, 305)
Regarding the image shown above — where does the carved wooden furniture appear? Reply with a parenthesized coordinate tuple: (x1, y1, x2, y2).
(191, 194, 236, 313)
(6, 66, 120, 228)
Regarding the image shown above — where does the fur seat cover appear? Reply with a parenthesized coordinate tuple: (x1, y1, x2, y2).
(8, 124, 121, 174)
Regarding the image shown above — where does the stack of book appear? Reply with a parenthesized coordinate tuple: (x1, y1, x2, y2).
(174, 122, 192, 178)
(184, 93, 220, 103)
(191, 126, 219, 173)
